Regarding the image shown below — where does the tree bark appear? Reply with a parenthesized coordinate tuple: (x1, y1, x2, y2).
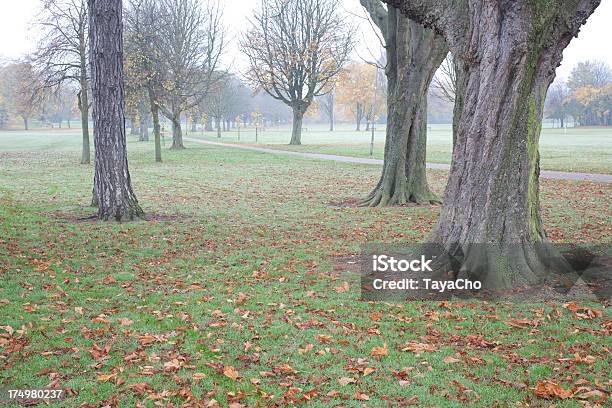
(170, 111, 184, 149)
(361, 5, 446, 207)
(78, 28, 91, 165)
(385, 0, 601, 288)
(191, 118, 197, 132)
(138, 100, 149, 141)
(215, 117, 221, 138)
(355, 104, 363, 131)
(23, 117, 28, 130)
(89, 0, 144, 222)
(130, 115, 138, 135)
(148, 87, 162, 163)
(290, 105, 304, 145)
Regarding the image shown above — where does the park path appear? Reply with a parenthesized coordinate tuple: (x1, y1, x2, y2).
(184, 137, 612, 183)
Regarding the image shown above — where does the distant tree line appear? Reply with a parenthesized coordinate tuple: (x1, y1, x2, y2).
(546, 60, 612, 127)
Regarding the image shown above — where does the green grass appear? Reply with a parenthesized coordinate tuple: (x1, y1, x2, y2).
(0, 130, 610, 407)
(189, 123, 612, 174)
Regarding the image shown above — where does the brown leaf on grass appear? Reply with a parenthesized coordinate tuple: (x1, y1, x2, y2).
(315, 334, 333, 344)
(96, 372, 117, 383)
(338, 377, 356, 386)
(353, 391, 369, 401)
(534, 380, 573, 400)
(163, 359, 181, 372)
(563, 302, 603, 319)
(401, 341, 437, 353)
(443, 355, 461, 364)
(370, 343, 389, 359)
(127, 382, 151, 396)
(334, 281, 349, 293)
(572, 387, 608, 401)
(298, 343, 314, 355)
(117, 317, 133, 326)
(223, 365, 240, 380)
(138, 334, 156, 345)
(506, 318, 539, 329)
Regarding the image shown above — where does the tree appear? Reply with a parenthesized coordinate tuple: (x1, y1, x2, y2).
(33, 0, 91, 164)
(359, 1, 447, 206)
(0, 63, 44, 130)
(319, 92, 335, 131)
(205, 73, 245, 138)
(336, 62, 382, 131)
(89, 0, 144, 221)
(545, 80, 570, 127)
(567, 60, 612, 90)
(241, 0, 354, 145)
(384, 0, 601, 288)
(153, 0, 226, 149)
(124, 0, 163, 162)
(431, 53, 457, 104)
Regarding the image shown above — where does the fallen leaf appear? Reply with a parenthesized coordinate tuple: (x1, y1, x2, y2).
(338, 377, 356, 386)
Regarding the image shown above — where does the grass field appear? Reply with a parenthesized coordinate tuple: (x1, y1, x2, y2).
(189, 123, 612, 174)
(0, 130, 610, 407)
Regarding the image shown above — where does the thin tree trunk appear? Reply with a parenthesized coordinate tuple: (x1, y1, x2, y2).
(23, 117, 28, 130)
(361, 8, 446, 207)
(355, 104, 362, 131)
(138, 100, 149, 141)
(290, 106, 304, 145)
(329, 93, 334, 131)
(79, 31, 91, 165)
(170, 111, 184, 149)
(216, 117, 221, 138)
(191, 118, 197, 132)
(148, 87, 162, 163)
(130, 115, 138, 135)
(89, 0, 143, 221)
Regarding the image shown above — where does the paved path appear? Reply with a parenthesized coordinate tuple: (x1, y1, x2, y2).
(184, 138, 612, 183)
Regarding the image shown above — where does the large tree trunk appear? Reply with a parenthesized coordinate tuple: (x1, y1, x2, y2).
(148, 87, 162, 163)
(385, 0, 601, 288)
(89, 0, 144, 222)
(290, 105, 304, 145)
(361, 7, 446, 207)
(170, 111, 184, 149)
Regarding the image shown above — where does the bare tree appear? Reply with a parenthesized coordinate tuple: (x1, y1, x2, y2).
(33, 0, 91, 164)
(431, 53, 456, 104)
(124, 0, 164, 162)
(153, 0, 226, 149)
(241, 0, 354, 145)
(88, 0, 143, 221)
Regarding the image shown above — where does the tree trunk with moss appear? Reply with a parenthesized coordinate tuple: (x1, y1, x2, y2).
(360, 2, 446, 207)
(385, 0, 601, 288)
(89, 0, 144, 221)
